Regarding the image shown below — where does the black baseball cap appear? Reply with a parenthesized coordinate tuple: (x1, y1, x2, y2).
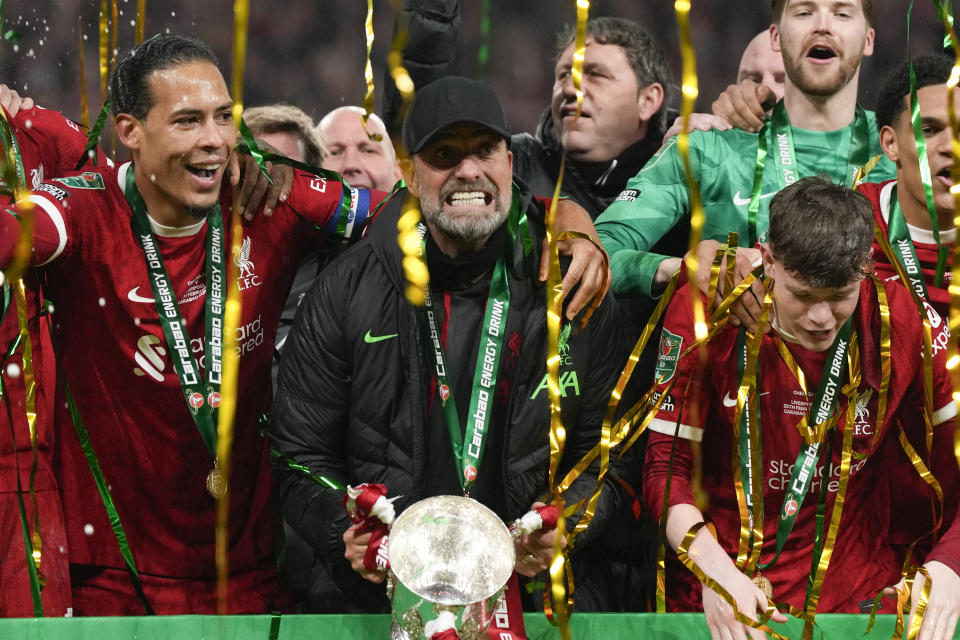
(402, 76, 511, 154)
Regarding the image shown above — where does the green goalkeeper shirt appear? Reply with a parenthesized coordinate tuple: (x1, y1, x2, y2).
(596, 108, 895, 297)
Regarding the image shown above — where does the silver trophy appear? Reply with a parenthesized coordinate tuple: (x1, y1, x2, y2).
(387, 495, 516, 640)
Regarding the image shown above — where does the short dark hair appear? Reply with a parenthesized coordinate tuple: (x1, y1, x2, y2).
(109, 34, 220, 119)
(556, 17, 672, 132)
(768, 176, 874, 288)
(875, 53, 954, 129)
(771, 0, 873, 25)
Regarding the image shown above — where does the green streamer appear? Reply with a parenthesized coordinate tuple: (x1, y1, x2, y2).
(478, 0, 492, 79)
(74, 100, 110, 170)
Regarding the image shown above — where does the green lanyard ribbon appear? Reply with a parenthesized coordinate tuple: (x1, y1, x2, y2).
(748, 102, 871, 245)
(423, 252, 510, 494)
(740, 318, 852, 571)
(419, 189, 528, 493)
(124, 164, 224, 456)
(888, 186, 933, 300)
(907, 1, 949, 286)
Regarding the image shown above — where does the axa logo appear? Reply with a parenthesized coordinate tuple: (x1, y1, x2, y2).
(133, 335, 167, 382)
(234, 236, 261, 291)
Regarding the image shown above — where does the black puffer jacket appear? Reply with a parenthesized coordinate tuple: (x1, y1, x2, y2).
(270, 183, 631, 605)
(511, 108, 673, 221)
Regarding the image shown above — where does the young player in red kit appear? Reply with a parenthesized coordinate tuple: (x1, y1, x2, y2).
(861, 53, 956, 317)
(644, 177, 960, 640)
(0, 93, 104, 617)
(0, 35, 386, 614)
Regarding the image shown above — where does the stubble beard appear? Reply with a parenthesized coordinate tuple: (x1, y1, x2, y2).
(418, 176, 512, 247)
(782, 41, 863, 98)
(185, 204, 217, 221)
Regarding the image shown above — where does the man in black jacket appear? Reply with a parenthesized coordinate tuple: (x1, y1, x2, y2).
(270, 76, 632, 617)
(385, 4, 674, 223)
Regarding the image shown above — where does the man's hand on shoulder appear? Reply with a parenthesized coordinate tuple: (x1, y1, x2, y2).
(688, 240, 765, 333)
(711, 79, 777, 134)
(541, 198, 611, 327)
(228, 140, 294, 221)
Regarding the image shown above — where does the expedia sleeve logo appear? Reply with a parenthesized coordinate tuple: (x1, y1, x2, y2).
(654, 328, 683, 383)
(34, 182, 68, 201)
(615, 189, 640, 202)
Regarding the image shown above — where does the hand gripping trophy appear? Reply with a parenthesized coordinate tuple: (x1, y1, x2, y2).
(344, 485, 558, 640)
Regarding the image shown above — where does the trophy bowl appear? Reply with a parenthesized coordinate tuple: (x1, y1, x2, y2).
(389, 495, 515, 606)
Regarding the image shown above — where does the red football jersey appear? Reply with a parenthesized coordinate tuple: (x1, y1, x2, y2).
(0, 105, 100, 616)
(0, 105, 101, 489)
(644, 278, 959, 613)
(9, 161, 383, 581)
(862, 180, 954, 317)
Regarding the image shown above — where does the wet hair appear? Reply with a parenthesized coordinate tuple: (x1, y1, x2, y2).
(109, 34, 221, 119)
(244, 103, 327, 168)
(767, 176, 874, 288)
(556, 17, 672, 132)
(875, 53, 954, 129)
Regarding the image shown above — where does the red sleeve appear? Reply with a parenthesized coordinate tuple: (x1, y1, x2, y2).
(643, 431, 696, 524)
(282, 169, 386, 239)
(0, 194, 65, 267)
(10, 105, 108, 176)
(648, 283, 710, 443)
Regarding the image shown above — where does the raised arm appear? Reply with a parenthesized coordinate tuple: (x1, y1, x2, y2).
(382, 0, 461, 139)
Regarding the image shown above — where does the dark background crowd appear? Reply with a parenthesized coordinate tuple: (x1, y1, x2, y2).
(0, 0, 951, 138)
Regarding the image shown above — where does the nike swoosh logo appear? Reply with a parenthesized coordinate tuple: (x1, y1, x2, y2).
(364, 330, 398, 344)
(127, 286, 155, 303)
(732, 191, 776, 207)
(723, 390, 770, 407)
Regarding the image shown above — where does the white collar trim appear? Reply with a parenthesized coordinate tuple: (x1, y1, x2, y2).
(118, 162, 208, 238)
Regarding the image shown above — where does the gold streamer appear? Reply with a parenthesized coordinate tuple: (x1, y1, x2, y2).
(871, 278, 891, 455)
(361, 0, 380, 140)
(109, 0, 118, 159)
(730, 290, 772, 574)
(561, 268, 681, 544)
(135, 0, 146, 45)
(216, 0, 251, 615)
(801, 336, 861, 640)
(98, 0, 109, 101)
(905, 566, 933, 640)
(0, 105, 42, 587)
(0, 111, 32, 286)
(398, 195, 428, 305)
(675, 522, 788, 640)
(387, 0, 425, 305)
(674, 0, 708, 344)
(13, 280, 42, 585)
(78, 19, 89, 131)
(943, 0, 960, 472)
(544, 4, 589, 636)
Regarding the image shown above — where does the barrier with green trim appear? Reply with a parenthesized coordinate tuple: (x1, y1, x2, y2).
(1, 613, 957, 639)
